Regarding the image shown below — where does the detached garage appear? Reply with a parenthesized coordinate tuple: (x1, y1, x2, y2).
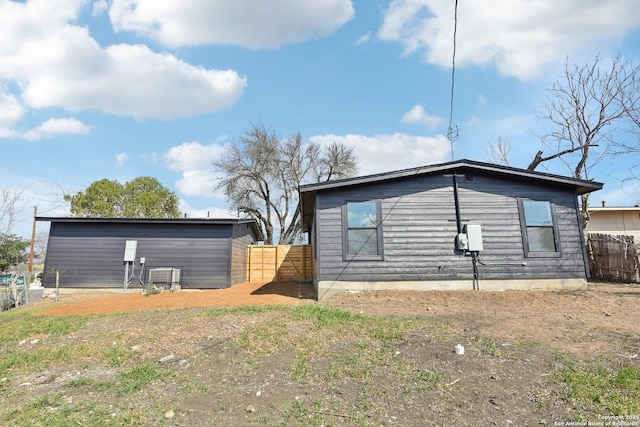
(38, 217, 263, 290)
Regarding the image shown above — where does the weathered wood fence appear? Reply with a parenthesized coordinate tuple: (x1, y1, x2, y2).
(588, 233, 640, 283)
(247, 245, 312, 282)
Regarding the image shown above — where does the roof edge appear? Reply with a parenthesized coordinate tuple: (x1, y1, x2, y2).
(299, 159, 603, 195)
(36, 216, 264, 241)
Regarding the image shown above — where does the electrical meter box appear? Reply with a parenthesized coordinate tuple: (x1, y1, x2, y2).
(123, 240, 138, 262)
(456, 233, 469, 251)
(464, 224, 483, 251)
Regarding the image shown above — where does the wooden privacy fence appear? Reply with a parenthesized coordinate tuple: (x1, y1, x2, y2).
(248, 245, 312, 282)
(588, 233, 640, 283)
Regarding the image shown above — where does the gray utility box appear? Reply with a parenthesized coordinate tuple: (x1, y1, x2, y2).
(464, 224, 483, 251)
(456, 224, 484, 252)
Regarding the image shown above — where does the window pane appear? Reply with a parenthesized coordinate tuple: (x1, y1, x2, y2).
(523, 201, 553, 226)
(527, 227, 556, 252)
(347, 202, 377, 227)
(348, 229, 378, 255)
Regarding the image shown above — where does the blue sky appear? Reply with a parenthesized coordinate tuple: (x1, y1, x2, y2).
(2, 0, 640, 239)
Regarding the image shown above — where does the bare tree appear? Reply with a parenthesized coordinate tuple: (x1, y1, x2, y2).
(312, 141, 358, 182)
(529, 53, 640, 227)
(213, 123, 359, 244)
(1, 186, 24, 247)
(485, 136, 512, 166)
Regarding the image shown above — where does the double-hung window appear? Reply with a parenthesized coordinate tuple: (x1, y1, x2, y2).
(343, 201, 383, 260)
(518, 199, 560, 257)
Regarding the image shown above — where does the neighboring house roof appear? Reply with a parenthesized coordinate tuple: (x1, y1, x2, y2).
(299, 159, 603, 232)
(588, 207, 640, 212)
(36, 216, 264, 241)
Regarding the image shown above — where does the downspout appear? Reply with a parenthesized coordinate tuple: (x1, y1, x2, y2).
(452, 174, 462, 234)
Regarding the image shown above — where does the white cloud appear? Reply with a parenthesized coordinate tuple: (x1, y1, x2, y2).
(355, 31, 371, 46)
(92, 0, 108, 16)
(312, 133, 451, 176)
(163, 141, 228, 197)
(175, 169, 218, 197)
(379, 0, 640, 80)
(163, 141, 226, 172)
(401, 105, 444, 130)
(181, 202, 237, 219)
(108, 0, 355, 49)
(163, 134, 451, 198)
(467, 115, 482, 128)
(191, 207, 237, 219)
(0, 0, 247, 121)
(21, 117, 91, 141)
(116, 152, 129, 166)
(0, 88, 25, 129)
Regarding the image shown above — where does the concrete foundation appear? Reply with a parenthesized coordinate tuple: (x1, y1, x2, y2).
(316, 278, 587, 301)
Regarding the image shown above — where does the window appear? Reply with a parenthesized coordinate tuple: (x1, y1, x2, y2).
(343, 201, 383, 259)
(519, 199, 560, 256)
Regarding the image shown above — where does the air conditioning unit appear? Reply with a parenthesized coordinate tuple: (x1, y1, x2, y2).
(148, 268, 181, 288)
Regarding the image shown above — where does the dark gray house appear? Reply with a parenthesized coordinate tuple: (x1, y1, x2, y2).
(299, 159, 603, 300)
(38, 217, 263, 290)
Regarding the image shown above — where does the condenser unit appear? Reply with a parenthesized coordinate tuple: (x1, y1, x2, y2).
(148, 267, 181, 287)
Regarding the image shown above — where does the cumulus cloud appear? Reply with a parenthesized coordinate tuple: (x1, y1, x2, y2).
(179, 200, 236, 219)
(163, 141, 228, 197)
(0, 88, 25, 129)
(116, 152, 129, 166)
(355, 31, 371, 46)
(401, 105, 444, 130)
(108, 0, 355, 49)
(162, 134, 451, 198)
(379, 0, 640, 80)
(312, 133, 451, 176)
(21, 117, 91, 141)
(189, 207, 237, 219)
(92, 0, 108, 16)
(0, 0, 247, 122)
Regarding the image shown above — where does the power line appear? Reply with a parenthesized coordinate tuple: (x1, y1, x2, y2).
(447, 0, 459, 161)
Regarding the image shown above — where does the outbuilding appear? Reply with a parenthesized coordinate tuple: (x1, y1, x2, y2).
(299, 159, 603, 300)
(38, 217, 263, 291)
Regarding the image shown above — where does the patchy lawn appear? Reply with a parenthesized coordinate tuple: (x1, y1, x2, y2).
(0, 281, 638, 426)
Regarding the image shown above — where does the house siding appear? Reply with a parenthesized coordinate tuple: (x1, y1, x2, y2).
(587, 209, 640, 239)
(41, 221, 253, 290)
(314, 173, 588, 285)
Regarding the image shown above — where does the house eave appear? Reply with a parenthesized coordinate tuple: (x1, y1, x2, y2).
(299, 159, 603, 232)
(36, 216, 265, 241)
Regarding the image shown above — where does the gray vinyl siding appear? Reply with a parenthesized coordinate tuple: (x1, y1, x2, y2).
(42, 222, 236, 289)
(314, 173, 588, 283)
(229, 223, 257, 285)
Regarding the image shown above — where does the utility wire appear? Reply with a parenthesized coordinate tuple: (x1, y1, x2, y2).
(447, 0, 459, 161)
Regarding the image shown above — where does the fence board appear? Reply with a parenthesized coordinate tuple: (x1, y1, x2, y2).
(588, 233, 640, 282)
(248, 245, 312, 282)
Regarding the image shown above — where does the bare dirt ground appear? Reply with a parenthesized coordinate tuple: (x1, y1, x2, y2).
(3, 281, 639, 426)
(36, 281, 317, 316)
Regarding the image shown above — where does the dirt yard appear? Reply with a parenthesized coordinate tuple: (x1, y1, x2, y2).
(37, 281, 317, 316)
(2, 281, 639, 426)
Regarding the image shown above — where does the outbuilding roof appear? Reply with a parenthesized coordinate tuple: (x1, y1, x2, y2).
(299, 159, 603, 232)
(36, 216, 264, 241)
